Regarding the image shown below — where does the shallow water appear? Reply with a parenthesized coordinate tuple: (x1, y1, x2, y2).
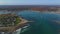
(17, 10, 60, 34)
(0, 10, 60, 33)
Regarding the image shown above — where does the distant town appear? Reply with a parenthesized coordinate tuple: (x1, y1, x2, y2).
(0, 5, 60, 12)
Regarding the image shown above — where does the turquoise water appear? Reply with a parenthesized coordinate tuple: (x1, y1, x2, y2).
(0, 10, 60, 34)
(17, 10, 60, 34)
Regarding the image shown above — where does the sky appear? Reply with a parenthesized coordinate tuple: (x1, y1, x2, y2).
(0, 0, 60, 5)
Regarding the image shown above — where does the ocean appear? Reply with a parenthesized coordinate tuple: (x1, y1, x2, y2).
(0, 10, 60, 34)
